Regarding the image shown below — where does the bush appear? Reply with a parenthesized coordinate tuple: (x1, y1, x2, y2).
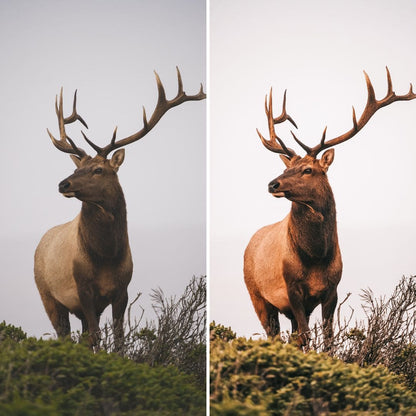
(310, 275, 416, 390)
(0, 335, 205, 415)
(0, 399, 56, 416)
(98, 275, 206, 387)
(0, 321, 27, 343)
(210, 329, 416, 415)
(0, 276, 206, 414)
(210, 321, 236, 342)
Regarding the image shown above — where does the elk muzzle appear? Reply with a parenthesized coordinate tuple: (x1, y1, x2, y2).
(268, 178, 286, 198)
(58, 179, 76, 198)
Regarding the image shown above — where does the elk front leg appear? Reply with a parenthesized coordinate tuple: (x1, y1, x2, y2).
(287, 281, 310, 347)
(73, 262, 101, 349)
(112, 290, 128, 352)
(76, 287, 100, 349)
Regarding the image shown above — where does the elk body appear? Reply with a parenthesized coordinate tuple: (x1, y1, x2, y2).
(244, 68, 415, 347)
(34, 69, 205, 348)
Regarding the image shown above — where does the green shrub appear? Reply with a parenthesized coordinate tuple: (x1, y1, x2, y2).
(210, 334, 416, 415)
(310, 275, 416, 390)
(210, 322, 236, 342)
(98, 275, 207, 387)
(0, 335, 205, 415)
(0, 321, 27, 343)
(0, 399, 56, 416)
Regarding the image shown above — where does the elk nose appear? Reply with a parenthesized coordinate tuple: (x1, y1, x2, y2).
(58, 179, 71, 193)
(268, 180, 280, 193)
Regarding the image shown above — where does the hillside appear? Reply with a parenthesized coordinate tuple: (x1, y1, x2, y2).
(0, 324, 205, 415)
(0, 276, 206, 415)
(210, 276, 416, 415)
(210, 327, 416, 415)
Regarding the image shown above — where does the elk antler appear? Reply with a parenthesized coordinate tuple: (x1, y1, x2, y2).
(81, 66, 206, 158)
(47, 88, 89, 158)
(256, 88, 298, 158)
(303, 67, 416, 157)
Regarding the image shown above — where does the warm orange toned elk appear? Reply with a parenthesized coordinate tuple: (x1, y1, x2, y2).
(244, 68, 415, 348)
(34, 68, 206, 349)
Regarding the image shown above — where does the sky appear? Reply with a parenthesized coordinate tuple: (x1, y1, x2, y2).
(209, 0, 416, 337)
(0, 0, 415, 344)
(0, 0, 206, 337)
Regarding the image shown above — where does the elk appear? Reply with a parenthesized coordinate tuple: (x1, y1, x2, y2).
(34, 68, 206, 349)
(244, 67, 415, 348)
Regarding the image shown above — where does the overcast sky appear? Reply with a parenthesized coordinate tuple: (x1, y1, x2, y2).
(210, 0, 416, 336)
(1, 0, 415, 342)
(0, 0, 206, 337)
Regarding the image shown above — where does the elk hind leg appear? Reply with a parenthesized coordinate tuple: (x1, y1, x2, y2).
(290, 313, 311, 349)
(322, 291, 338, 351)
(112, 290, 128, 352)
(40, 292, 70, 338)
(81, 317, 88, 334)
(249, 293, 280, 337)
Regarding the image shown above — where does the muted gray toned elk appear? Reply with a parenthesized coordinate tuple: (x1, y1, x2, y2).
(244, 68, 415, 348)
(34, 68, 206, 349)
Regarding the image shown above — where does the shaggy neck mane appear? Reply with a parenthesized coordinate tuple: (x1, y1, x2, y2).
(288, 181, 338, 263)
(78, 184, 128, 261)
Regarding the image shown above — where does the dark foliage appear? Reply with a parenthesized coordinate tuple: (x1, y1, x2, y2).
(97, 275, 206, 387)
(210, 326, 416, 415)
(0, 276, 206, 415)
(309, 275, 416, 390)
(0, 335, 204, 415)
(210, 276, 416, 414)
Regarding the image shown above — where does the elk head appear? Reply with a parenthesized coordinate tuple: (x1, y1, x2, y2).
(47, 67, 206, 205)
(257, 67, 416, 209)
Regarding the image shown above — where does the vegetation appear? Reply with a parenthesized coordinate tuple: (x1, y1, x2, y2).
(211, 276, 416, 415)
(310, 275, 416, 390)
(98, 275, 206, 387)
(0, 276, 206, 415)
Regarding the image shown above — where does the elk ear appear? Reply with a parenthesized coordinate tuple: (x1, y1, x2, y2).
(319, 149, 335, 172)
(279, 155, 291, 168)
(70, 155, 82, 168)
(110, 148, 125, 171)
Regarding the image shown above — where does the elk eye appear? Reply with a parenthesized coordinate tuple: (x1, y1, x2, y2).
(94, 168, 103, 174)
(303, 168, 312, 175)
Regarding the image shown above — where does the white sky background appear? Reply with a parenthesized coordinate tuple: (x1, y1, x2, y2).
(0, 0, 206, 337)
(210, 0, 416, 337)
(0, 0, 415, 345)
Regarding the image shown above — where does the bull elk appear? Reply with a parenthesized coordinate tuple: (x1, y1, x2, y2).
(34, 68, 206, 349)
(244, 67, 415, 348)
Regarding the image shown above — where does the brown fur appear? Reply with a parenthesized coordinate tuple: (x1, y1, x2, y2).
(244, 151, 342, 347)
(34, 152, 132, 349)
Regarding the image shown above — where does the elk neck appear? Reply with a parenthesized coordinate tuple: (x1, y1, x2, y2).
(78, 183, 129, 261)
(288, 182, 338, 263)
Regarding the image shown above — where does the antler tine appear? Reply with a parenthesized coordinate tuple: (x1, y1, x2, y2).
(176, 66, 184, 95)
(308, 67, 416, 157)
(155, 70, 167, 105)
(291, 131, 312, 154)
(257, 88, 297, 157)
(111, 126, 118, 146)
(386, 66, 393, 95)
(81, 131, 102, 155)
(64, 90, 89, 129)
(142, 106, 148, 130)
(274, 90, 298, 128)
(97, 68, 206, 158)
(47, 88, 87, 158)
